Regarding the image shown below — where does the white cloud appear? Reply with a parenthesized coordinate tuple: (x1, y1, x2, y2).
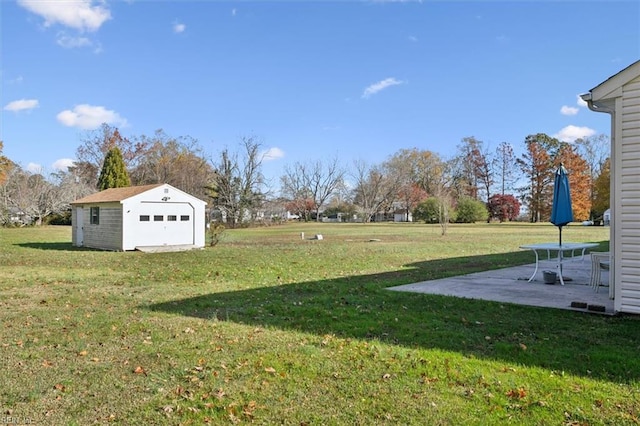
(57, 104, 128, 130)
(8, 75, 24, 84)
(560, 105, 579, 116)
(173, 22, 186, 33)
(17, 0, 111, 32)
(52, 158, 75, 171)
(560, 95, 590, 116)
(553, 125, 596, 142)
(262, 147, 285, 161)
(362, 77, 404, 99)
(231, 8, 237, 16)
(26, 162, 43, 173)
(4, 99, 39, 112)
(57, 32, 93, 48)
(408, 35, 418, 42)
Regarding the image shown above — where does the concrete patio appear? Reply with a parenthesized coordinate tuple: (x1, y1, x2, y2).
(388, 257, 614, 314)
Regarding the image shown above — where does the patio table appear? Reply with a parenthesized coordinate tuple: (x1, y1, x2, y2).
(519, 242, 599, 285)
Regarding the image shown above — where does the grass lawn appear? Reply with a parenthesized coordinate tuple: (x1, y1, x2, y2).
(1, 222, 639, 424)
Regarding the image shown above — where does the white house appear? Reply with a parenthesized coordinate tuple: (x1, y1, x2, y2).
(581, 59, 640, 314)
(70, 183, 207, 251)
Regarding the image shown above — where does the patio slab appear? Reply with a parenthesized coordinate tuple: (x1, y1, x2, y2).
(388, 259, 614, 314)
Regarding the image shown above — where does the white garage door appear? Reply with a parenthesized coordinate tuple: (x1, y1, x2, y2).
(137, 202, 195, 246)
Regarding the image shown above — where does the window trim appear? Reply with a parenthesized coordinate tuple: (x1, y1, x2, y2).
(90, 206, 100, 225)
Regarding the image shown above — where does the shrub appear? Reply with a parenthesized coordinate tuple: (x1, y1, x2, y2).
(413, 198, 441, 224)
(487, 194, 521, 222)
(454, 197, 488, 223)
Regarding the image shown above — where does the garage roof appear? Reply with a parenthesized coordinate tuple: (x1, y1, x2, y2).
(71, 184, 164, 204)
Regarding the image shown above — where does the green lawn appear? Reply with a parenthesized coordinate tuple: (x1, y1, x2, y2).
(1, 223, 638, 425)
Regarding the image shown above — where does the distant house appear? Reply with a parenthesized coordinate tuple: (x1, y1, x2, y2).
(582, 59, 640, 314)
(70, 183, 206, 251)
(393, 209, 413, 223)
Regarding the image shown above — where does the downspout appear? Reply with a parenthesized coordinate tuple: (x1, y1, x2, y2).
(580, 91, 616, 308)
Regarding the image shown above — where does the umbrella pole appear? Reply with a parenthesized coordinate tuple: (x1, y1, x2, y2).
(558, 226, 565, 285)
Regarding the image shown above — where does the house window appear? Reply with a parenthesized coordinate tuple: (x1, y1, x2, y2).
(168, 215, 177, 221)
(180, 215, 190, 221)
(90, 207, 100, 225)
(154, 215, 164, 221)
(140, 215, 150, 222)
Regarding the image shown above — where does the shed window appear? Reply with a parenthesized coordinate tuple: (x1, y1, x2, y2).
(154, 215, 164, 222)
(90, 207, 100, 225)
(180, 215, 190, 221)
(168, 215, 177, 221)
(139, 215, 150, 222)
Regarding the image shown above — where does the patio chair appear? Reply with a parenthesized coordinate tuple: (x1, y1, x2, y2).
(590, 252, 610, 294)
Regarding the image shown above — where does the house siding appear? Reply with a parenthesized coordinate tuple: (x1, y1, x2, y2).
(618, 76, 640, 313)
(81, 204, 123, 251)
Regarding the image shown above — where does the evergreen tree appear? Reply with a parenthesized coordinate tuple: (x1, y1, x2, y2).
(97, 147, 130, 190)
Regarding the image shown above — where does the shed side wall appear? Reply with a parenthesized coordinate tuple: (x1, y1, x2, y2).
(81, 203, 123, 251)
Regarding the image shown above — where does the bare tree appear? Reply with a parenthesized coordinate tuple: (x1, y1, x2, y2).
(209, 137, 267, 227)
(451, 137, 493, 204)
(130, 130, 214, 201)
(351, 159, 399, 223)
(73, 123, 149, 188)
(280, 165, 313, 221)
(2, 167, 67, 225)
(494, 141, 518, 195)
(281, 157, 345, 221)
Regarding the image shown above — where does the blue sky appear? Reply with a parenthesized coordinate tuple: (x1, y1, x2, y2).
(2, 0, 639, 185)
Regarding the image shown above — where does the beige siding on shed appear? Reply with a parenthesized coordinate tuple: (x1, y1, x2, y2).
(81, 204, 123, 251)
(618, 75, 640, 313)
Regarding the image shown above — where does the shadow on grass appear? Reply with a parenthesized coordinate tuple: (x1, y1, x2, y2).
(16, 242, 97, 251)
(148, 245, 640, 383)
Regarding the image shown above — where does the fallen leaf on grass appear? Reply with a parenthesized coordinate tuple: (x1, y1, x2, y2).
(506, 388, 527, 399)
(133, 366, 147, 375)
(264, 367, 276, 374)
(77, 350, 88, 357)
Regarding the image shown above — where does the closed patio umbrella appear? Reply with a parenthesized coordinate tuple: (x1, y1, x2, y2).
(550, 164, 573, 283)
(550, 164, 574, 243)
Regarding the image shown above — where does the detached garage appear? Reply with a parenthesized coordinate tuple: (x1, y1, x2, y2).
(70, 183, 207, 251)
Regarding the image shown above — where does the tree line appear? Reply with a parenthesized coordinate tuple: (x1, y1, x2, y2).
(0, 125, 610, 229)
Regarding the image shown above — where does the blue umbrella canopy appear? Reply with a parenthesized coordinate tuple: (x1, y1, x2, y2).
(550, 164, 573, 245)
